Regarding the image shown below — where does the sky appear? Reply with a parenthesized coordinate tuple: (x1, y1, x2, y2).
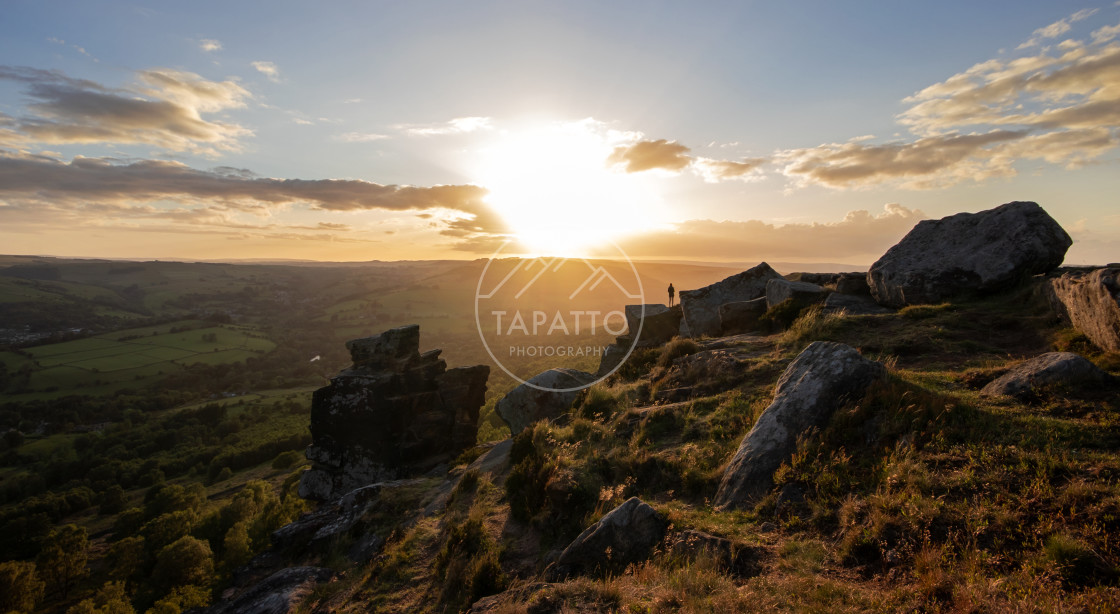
(1, 1, 1118, 265)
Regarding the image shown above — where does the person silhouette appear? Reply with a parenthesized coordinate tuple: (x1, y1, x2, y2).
(668, 283, 675, 307)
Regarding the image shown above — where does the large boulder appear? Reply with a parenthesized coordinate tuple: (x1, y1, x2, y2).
(625, 304, 683, 348)
(299, 325, 489, 501)
(719, 298, 768, 335)
(714, 342, 885, 509)
(868, 201, 1071, 308)
(980, 352, 1108, 399)
(546, 497, 668, 580)
(495, 368, 595, 434)
(1048, 267, 1120, 352)
(679, 262, 783, 337)
(765, 278, 826, 309)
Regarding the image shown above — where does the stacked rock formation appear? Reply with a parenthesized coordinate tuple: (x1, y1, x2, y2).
(299, 325, 489, 501)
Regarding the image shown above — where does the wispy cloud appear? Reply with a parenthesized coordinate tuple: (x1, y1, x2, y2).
(0, 66, 251, 155)
(199, 38, 222, 53)
(337, 131, 390, 142)
(250, 60, 282, 83)
(777, 8, 1120, 190)
(45, 36, 98, 62)
(398, 116, 492, 136)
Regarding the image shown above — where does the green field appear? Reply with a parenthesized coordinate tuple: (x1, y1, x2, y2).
(1, 320, 276, 397)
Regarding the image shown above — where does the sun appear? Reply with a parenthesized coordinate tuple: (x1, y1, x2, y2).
(471, 120, 664, 256)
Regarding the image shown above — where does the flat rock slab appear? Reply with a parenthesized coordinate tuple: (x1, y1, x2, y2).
(1048, 267, 1120, 352)
(868, 201, 1071, 308)
(981, 352, 1108, 399)
(714, 341, 885, 509)
(496, 368, 595, 434)
(680, 262, 783, 337)
(547, 497, 668, 580)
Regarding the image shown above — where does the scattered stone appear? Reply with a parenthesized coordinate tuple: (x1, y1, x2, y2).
(868, 201, 1071, 308)
(719, 298, 768, 335)
(679, 262, 783, 337)
(205, 566, 333, 614)
(835, 273, 871, 295)
(1048, 267, 1120, 352)
(980, 352, 1109, 399)
(299, 325, 489, 501)
(765, 278, 826, 309)
(714, 342, 885, 509)
(625, 303, 683, 348)
(822, 293, 893, 315)
(546, 497, 668, 580)
(670, 530, 764, 577)
(496, 368, 596, 434)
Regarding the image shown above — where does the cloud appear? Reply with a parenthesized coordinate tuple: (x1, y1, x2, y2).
(0, 152, 499, 228)
(780, 9, 1120, 190)
(251, 61, 282, 83)
(337, 131, 390, 142)
(613, 204, 925, 262)
(0, 66, 251, 155)
(692, 157, 767, 183)
(1018, 8, 1098, 49)
(399, 116, 492, 136)
(199, 39, 222, 52)
(607, 138, 692, 173)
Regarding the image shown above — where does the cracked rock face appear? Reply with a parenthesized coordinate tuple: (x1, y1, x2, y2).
(679, 262, 783, 338)
(714, 341, 885, 510)
(868, 201, 1071, 308)
(298, 325, 489, 501)
(1048, 267, 1120, 353)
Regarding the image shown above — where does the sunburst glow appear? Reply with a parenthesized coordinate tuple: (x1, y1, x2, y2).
(472, 120, 664, 256)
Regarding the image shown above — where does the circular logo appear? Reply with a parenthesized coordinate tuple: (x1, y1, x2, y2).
(474, 241, 645, 392)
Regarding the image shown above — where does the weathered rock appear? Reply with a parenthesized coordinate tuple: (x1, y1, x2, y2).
(595, 343, 628, 377)
(669, 530, 764, 577)
(714, 342, 885, 509)
(546, 497, 668, 580)
(299, 325, 489, 501)
(868, 201, 1071, 308)
(765, 278, 826, 309)
(1048, 267, 1120, 352)
(273, 480, 418, 557)
(206, 566, 333, 614)
(980, 352, 1108, 399)
(679, 262, 783, 337)
(495, 368, 595, 434)
(822, 293, 893, 315)
(625, 303, 683, 348)
(719, 298, 768, 335)
(835, 273, 871, 295)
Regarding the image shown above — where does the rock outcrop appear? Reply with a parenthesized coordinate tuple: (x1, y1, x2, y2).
(625, 303, 683, 348)
(765, 278, 825, 309)
(546, 497, 668, 580)
(714, 342, 885, 509)
(822, 293, 893, 315)
(679, 262, 783, 337)
(868, 201, 1071, 308)
(1048, 267, 1120, 352)
(299, 325, 489, 501)
(496, 368, 595, 434)
(719, 298, 768, 335)
(980, 352, 1108, 399)
(206, 566, 333, 614)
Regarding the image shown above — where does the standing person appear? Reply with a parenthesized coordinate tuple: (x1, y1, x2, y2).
(668, 283, 675, 307)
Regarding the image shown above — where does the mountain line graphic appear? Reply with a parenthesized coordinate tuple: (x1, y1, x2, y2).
(476, 257, 641, 301)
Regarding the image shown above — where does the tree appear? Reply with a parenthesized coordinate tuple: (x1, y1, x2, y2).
(37, 524, 89, 599)
(222, 521, 253, 570)
(0, 560, 45, 613)
(144, 585, 209, 614)
(152, 537, 213, 591)
(106, 536, 146, 588)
